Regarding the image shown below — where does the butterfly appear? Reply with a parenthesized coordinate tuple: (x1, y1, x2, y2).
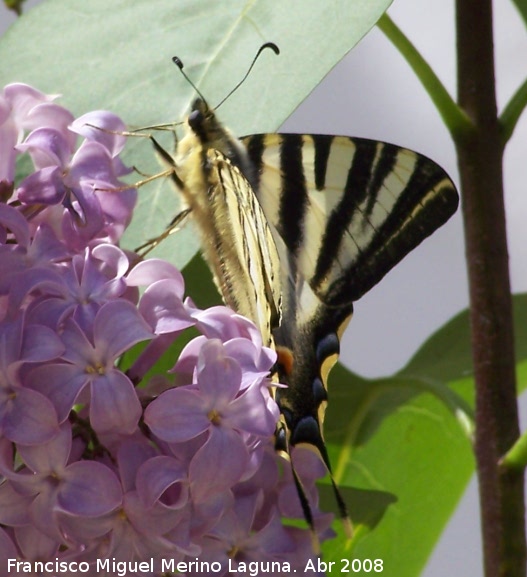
(143, 91, 459, 535)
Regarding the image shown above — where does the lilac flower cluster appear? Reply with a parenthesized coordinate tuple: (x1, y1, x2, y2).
(0, 84, 333, 575)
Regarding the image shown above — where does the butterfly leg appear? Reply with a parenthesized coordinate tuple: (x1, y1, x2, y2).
(135, 207, 192, 256)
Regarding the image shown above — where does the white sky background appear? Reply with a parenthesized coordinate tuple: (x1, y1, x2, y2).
(1, 1, 526, 575)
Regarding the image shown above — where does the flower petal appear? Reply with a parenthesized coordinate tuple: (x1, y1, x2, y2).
(17, 165, 66, 204)
(189, 427, 249, 502)
(139, 279, 194, 335)
(59, 461, 122, 516)
(89, 370, 141, 434)
(18, 424, 71, 476)
(17, 127, 71, 168)
(126, 259, 184, 288)
(21, 324, 64, 363)
(136, 455, 188, 509)
(196, 340, 241, 404)
(226, 382, 278, 437)
(0, 203, 30, 248)
(1, 387, 59, 445)
(93, 300, 153, 359)
(24, 363, 88, 423)
(145, 388, 209, 442)
(70, 111, 127, 156)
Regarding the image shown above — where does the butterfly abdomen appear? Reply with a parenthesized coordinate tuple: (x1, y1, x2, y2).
(275, 302, 352, 454)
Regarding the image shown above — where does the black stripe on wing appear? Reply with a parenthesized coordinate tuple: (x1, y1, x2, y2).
(243, 133, 265, 190)
(312, 135, 332, 191)
(278, 135, 309, 257)
(311, 138, 381, 288)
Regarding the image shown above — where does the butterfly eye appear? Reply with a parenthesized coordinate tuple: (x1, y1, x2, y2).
(188, 108, 204, 130)
(188, 110, 205, 130)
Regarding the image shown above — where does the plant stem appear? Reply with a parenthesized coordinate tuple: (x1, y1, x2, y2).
(377, 13, 472, 141)
(455, 1, 526, 575)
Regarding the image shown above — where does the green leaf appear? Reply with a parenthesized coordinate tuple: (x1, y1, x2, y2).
(319, 293, 527, 576)
(512, 0, 527, 30)
(3, 0, 26, 15)
(402, 292, 527, 381)
(500, 75, 527, 145)
(0, 0, 393, 266)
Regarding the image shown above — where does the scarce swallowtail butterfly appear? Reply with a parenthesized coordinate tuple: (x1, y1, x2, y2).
(143, 48, 459, 536)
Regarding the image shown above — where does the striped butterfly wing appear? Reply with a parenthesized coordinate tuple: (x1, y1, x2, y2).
(192, 148, 282, 346)
(241, 133, 459, 461)
(244, 134, 458, 305)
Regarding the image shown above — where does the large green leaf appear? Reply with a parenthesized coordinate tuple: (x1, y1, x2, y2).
(0, 0, 393, 264)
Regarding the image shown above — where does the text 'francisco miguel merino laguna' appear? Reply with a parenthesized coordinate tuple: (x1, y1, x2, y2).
(7, 558, 298, 575)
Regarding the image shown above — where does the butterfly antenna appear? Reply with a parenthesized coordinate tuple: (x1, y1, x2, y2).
(172, 56, 209, 108)
(214, 42, 280, 110)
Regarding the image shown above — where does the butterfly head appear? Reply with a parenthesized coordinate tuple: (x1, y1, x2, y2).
(187, 98, 213, 142)
(184, 98, 257, 189)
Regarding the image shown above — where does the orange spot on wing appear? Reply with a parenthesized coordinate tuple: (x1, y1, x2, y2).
(276, 346, 294, 377)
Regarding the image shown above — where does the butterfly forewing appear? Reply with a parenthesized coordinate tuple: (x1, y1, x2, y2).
(243, 134, 458, 307)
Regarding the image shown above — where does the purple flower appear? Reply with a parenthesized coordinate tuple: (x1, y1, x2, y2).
(14, 245, 131, 336)
(70, 111, 132, 179)
(125, 259, 195, 381)
(129, 259, 193, 334)
(145, 339, 278, 501)
(0, 83, 74, 184)
(24, 300, 152, 433)
(16, 134, 128, 249)
(7, 99, 137, 250)
(0, 315, 62, 444)
(191, 303, 268, 345)
(173, 334, 277, 390)
(197, 493, 315, 576)
(56, 440, 196, 566)
(0, 424, 122, 542)
(0, 204, 70, 293)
